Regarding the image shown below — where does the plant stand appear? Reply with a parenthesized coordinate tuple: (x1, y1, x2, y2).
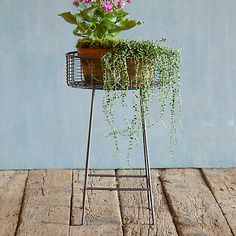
(66, 51, 156, 225)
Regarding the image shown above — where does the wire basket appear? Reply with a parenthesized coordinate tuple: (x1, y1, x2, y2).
(66, 51, 159, 90)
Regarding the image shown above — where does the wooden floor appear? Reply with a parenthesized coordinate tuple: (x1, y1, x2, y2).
(0, 169, 236, 236)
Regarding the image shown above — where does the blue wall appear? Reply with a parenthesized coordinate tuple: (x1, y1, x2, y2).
(1, 0, 236, 169)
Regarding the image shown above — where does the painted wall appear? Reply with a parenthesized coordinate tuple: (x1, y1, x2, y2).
(0, 0, 236, 169)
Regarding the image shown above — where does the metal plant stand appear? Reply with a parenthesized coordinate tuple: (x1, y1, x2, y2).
(66, 51, 157, 225)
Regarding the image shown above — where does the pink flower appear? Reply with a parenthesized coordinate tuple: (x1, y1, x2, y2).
(127, 0, 132, 3)
(73, 0, 80, 7)
(73, 0, 93, 6)
(118, 0, 125, 8)
(104, 1, 113, 13)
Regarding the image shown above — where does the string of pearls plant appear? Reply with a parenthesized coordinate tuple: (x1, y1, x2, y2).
(101, 39, 182, 160)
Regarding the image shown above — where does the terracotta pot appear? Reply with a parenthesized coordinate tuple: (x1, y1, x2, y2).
(77, 48, 153, 88)
(77, 48, 110, 86)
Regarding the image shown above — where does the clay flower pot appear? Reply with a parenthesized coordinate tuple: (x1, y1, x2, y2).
(77, 48, 110, 86)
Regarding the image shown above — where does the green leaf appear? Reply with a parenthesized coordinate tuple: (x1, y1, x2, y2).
(75, 14, 82, 24)
(73, 22, 93, 37)
(73, 30, 84, 37)
(101, 19, 115, 29)
(94, 8, 105, 18)
(94, 24, 108, 39)
(120, 19, 142, 30)
(110, 25, 123, 34)
(58, 12, 77, 25)
(78, 22, 89, 32)
(115, 9, 129, 18)
(78, 6, 96, 22)
(107, 14, 117, 23)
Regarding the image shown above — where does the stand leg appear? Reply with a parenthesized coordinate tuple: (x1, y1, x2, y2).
(139, 89, 156, 225)
(81, 89, 95, 225)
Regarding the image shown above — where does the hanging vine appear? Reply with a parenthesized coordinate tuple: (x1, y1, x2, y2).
(101, 39, 182, 159)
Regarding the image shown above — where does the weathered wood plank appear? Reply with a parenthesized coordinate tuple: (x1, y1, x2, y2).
(117, 169, 178, 236)
(160, 169, 233, 236)
(16, 223, 69, 236)
(202, 168, 236, 234)
(16, 170, 72, 236)
(70, 225, 123, 236)
(72, 169, 122, 227)
(0, 170, 28, 236)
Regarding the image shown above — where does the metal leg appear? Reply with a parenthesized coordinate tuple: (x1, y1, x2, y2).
(81, 89, 95, 225)
(80, 88, 155, 225)
(139, 89, 156, 225)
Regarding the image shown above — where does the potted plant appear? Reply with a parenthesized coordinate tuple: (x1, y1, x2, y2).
(59, 0, 142, 86)
(59, 0, 182, 159)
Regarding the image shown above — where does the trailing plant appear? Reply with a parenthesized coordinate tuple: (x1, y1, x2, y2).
(102, 40, 182, 159)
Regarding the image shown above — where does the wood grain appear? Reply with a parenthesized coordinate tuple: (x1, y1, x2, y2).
(70, 225, 123, 236)
(72, 170, 122, 226)
(17, 223, 69, 236)
(160, 169, 233, 236)
(0, 171, 28, 236)
(117, 169, 178, 236)
(202, 168, 236, 234)
(1, 168, 236, 236)
(15, 170, 72, 236)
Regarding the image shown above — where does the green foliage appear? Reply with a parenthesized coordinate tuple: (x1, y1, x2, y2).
(58, 12, 77, 25)
(76, 38, 120, 48)
(59, 7, 142, 40)
(59, 2, 182, 160)
(101, 40, 182, 158)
